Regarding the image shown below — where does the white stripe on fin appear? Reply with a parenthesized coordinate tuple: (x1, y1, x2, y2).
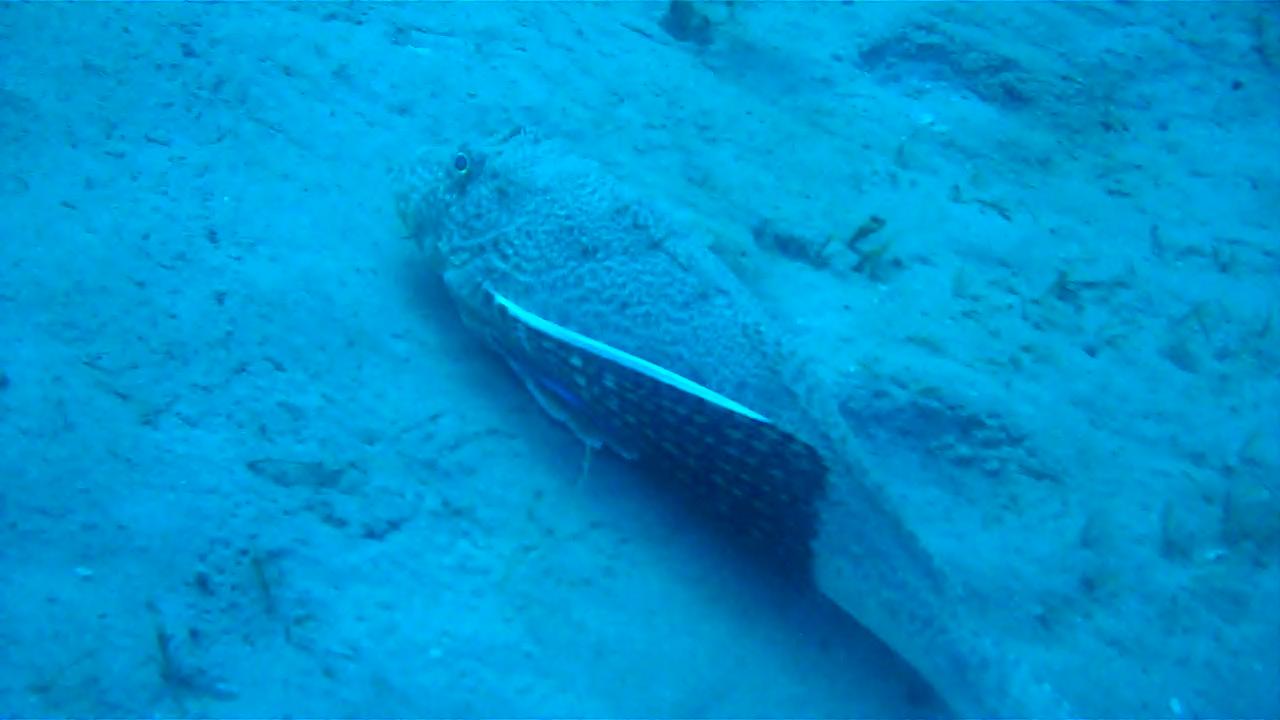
(489, 288, 772, 424)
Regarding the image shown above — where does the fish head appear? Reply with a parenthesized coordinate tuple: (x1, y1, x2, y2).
(393, 126, 537, 275)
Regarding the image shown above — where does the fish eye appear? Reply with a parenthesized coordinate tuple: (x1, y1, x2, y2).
(452, 152, 469, 174)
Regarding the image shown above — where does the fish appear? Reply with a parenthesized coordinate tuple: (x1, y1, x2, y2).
(394, 127, 1071, 719)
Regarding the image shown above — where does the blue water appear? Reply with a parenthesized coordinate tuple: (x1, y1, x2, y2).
(1, 3, 1277, 718)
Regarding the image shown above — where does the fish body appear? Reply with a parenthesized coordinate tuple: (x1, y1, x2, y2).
(395, 128, 1069, 718)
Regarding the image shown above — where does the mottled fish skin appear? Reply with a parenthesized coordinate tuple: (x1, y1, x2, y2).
(394, 128, 1071, 719)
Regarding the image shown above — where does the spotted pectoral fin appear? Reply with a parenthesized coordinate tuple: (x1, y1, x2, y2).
(480, 287, 829, 576)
